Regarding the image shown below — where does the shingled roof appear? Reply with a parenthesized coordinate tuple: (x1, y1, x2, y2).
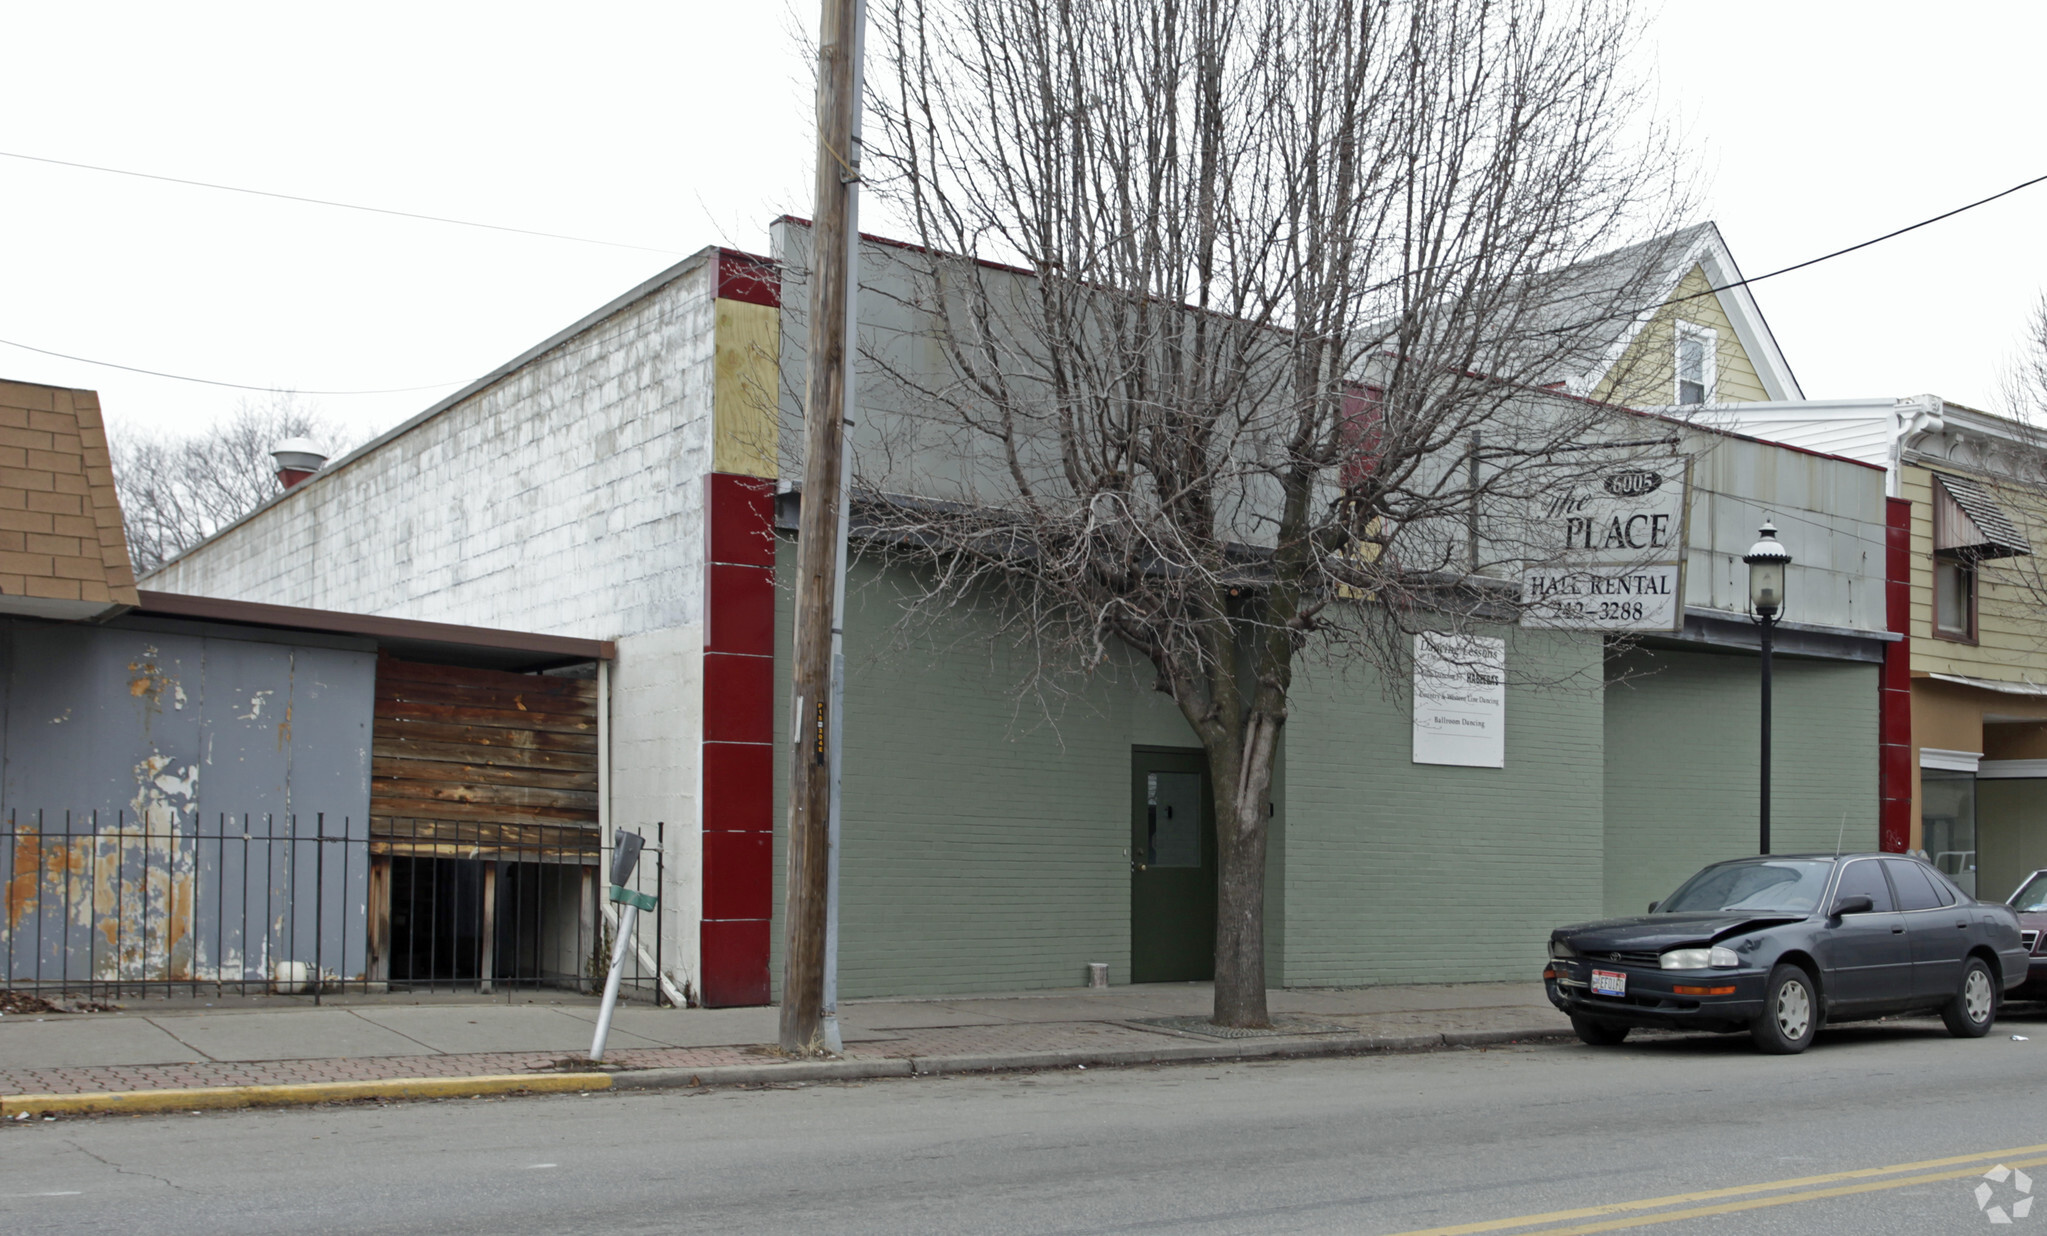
(0, 379, 139, 618)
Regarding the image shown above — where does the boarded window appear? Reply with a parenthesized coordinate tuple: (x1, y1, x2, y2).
(369, 657, 599, 863)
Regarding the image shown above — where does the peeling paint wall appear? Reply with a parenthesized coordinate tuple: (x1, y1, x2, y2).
(0, 619, 375, 986)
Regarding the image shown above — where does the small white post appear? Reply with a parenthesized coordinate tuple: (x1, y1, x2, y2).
(589, 903, 638, 1062)
(589, 827, 653, 1062)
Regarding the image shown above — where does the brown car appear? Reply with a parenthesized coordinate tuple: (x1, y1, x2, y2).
(2007, 871, 2047, 999)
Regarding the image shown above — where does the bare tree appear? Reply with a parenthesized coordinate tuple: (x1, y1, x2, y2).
(844, 0, 1692, 1026)
(110, 395, 357, 574)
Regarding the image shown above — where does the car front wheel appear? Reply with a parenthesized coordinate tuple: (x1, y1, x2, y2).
(1571, 1015, 1630, 1047)
(1751, 964, 1818, 1055)
(1941, 957, 1998, 1038)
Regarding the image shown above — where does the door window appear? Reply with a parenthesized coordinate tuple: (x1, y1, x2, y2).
(1921, 772, 1978, 896)
(1885, 859, 1944, 912)
(1834, 859, 1894, 912)
(1145, 772, 1203, 868)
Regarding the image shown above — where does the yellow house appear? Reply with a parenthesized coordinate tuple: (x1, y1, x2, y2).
(1544, 221, 1804, 410)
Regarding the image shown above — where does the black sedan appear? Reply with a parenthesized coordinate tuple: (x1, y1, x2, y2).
(1544, 853, 2028, 1054)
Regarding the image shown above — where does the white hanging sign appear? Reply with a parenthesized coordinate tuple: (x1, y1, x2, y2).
(1412, 633, 1506, 768)
(1519, 456, 1690, 631)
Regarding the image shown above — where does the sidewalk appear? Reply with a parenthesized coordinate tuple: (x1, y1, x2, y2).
(0, 981, 1573, 1115)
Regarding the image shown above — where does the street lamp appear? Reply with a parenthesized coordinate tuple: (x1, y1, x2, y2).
(1744, 522, 1792, 855)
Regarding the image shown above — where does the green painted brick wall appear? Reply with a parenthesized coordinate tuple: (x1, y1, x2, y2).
(1602, 646, 1878, 918)
(1278, 628, 1608, 987)
(769, 546, 1203, 998)
(1961, 779, 2047, 905)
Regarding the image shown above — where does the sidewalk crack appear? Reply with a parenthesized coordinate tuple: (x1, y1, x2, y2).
(65, 1138, 189, 1193)
(344, 1009, 441, 1055)
(144, 1018, 216, 1063)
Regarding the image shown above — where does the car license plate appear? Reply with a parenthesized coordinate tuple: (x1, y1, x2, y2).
(1591, 969, 1626, 997)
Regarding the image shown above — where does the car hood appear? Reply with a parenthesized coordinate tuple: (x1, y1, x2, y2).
(1555, 912, 1807, 953)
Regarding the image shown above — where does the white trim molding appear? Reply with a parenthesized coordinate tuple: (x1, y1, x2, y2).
(1978, 759, 2047, 780)
(1920, 747, 1984, 773)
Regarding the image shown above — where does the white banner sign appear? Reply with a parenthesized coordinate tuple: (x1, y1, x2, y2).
(1519, 456, 1689, 631)
(1412, 633, 1506, 768)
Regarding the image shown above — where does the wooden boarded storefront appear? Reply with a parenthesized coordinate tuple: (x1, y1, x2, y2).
(367, 656, 600, 988)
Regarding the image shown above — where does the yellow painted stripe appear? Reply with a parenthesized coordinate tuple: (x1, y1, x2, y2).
(1383, 1143, 2047, 1236)
(1, 1072, 611, 1117)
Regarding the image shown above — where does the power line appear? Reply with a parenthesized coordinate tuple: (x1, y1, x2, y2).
(1683, 172, 2047, 306)
(0, 148, 687, 256)
(0, 334, 463, 396)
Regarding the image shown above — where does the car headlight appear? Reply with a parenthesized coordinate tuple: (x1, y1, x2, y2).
(1660, 946, 1740, 970)
(1549, 939, 1576, 959)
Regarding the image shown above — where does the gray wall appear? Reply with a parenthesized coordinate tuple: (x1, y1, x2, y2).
(769, 547, 1204, 998)
(1281, 629, 1608, 986)
(1978, 779, 2047, 906)
(1603, 645, 1878, 918)
(1, 619, 375, 985)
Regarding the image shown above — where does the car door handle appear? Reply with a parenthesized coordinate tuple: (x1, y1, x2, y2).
(1957, 921, 1970, 930)
(1893, 925, 1906, 933)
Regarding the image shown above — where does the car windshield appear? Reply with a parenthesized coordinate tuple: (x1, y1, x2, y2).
(2012, 873, 2047, 912)
(1660, 860, 1832, 915)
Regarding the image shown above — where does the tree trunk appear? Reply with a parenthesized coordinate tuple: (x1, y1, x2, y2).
(1206, 709, 1282, 1028)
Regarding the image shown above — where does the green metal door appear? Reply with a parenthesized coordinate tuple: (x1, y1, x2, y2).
(1130, 748, 1217, 982)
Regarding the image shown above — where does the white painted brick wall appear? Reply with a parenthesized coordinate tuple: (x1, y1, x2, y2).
(146, 254, 721, 999)
(150, 257, 717, 639)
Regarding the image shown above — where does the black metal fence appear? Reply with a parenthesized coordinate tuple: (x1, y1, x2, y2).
(1, 811, 666, 1004)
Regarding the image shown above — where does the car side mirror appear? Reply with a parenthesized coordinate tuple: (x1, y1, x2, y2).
(1830, 894, 1874, 919)
(1646, 901, 1659, 914)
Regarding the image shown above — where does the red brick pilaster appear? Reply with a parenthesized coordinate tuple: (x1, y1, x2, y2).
(1879, 495, 1913, 852)
(700, 472, 777, 1005)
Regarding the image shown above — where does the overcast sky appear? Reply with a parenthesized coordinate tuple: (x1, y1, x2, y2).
(3, 2, 2044, 449)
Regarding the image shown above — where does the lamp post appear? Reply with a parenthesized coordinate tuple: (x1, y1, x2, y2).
(1744, 522, 1791, 855)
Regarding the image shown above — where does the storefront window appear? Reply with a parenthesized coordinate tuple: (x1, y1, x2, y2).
(1922, 771, 1978, 897)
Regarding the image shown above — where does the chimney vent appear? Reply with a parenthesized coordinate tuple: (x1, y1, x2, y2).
(271, 438, 328, 490)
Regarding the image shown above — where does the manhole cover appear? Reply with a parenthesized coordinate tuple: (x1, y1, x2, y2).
(1131, 1015, 1355, 1040)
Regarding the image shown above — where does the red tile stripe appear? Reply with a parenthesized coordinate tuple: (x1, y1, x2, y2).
(701, 471, 777, 1007)
(1879, 495, 1912, 853)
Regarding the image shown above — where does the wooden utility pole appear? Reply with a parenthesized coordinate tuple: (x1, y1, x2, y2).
(780, 0, 864, 1053)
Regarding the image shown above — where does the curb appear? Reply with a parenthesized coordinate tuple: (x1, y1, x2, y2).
(611, 1023, 1572, 1090)
(1, 1072, 612, 1118)
(1, 1021, 1574, 1117)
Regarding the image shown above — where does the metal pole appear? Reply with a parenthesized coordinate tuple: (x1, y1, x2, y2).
(588, 903, 638, 1062)
(1759, 615, 1774, 856)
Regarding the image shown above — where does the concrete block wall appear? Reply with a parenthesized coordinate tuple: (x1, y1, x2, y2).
(1281, 629, 1608, 986)
(768, 548, 1202, 998)
(147, 257, 720, 640)
(1602, 646, 1878, 918)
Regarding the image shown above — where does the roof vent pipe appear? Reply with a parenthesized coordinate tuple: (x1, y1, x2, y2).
(271, 438, 328, 490)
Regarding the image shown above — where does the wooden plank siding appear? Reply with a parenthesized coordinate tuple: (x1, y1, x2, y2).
(1902, 463, 2047, 681)
(370, 657, 601, 861)
(1595, 265, 1771, 408)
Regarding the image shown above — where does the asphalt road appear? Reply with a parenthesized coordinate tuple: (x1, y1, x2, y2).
(9, 1010, 2047, 1235)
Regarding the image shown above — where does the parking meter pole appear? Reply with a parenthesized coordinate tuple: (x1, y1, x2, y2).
(589, 903, 638, 1062)
(590, 828, 653, 1063)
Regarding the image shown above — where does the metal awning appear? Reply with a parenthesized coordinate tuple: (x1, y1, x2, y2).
(1933, 472, 2032, 560)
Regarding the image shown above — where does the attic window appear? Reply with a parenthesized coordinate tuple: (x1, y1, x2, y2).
(1675, 322, 1716, 405)
(1933, 472, 2032, 561)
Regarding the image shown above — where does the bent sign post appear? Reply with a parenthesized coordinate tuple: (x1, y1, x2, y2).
(1520, 456, 1691, 632)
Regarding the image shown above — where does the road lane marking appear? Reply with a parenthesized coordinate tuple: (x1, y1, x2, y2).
(1382, 1143, 2047, 1236)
